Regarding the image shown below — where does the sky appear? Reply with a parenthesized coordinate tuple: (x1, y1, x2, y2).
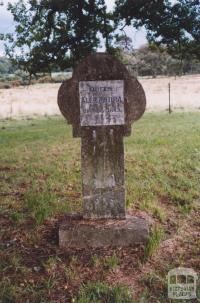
(0, 0, 147, 56)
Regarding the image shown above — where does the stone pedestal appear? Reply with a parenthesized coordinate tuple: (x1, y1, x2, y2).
(59, 215, 149, 248)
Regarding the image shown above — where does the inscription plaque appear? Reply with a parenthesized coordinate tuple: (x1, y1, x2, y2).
(79, 80, 124, 126)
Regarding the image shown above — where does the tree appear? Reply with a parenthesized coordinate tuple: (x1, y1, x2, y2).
(176, 0, 200, 61)
(116, 43, 200, 77)
(0, 57, 17, 74)
(115, 34, 133, 52)
(115, 0, 200, 63)
(1, 0, 200, 79)
(1, 0, 114, 79)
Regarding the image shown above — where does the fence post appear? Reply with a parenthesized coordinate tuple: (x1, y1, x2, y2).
(168, 83, 172, 114)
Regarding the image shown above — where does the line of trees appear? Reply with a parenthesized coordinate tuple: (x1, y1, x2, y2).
(0, 0, 200, 79)
(2, 42, 200, 78)
(116, 41, 200, 78)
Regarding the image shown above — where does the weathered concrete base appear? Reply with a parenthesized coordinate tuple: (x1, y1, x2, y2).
(59, 215, 149, 248)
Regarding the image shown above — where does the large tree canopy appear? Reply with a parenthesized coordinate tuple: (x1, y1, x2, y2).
(1, 0, 200, 77)
(115, 0, 200, 61)
(1, 0, 114, 77)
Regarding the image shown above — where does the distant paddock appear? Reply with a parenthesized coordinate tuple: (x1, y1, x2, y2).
(0, 74, 200, 119)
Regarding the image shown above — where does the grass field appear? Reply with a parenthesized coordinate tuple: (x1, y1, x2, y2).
(1, 74, 200, 119)
(0, 113, 200, 302)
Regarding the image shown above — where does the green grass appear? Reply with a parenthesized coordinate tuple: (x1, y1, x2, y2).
(90, 254, 119, 271)
(125, 112, 200, 213)
(0, 117, 82, 225)
(74, 281, 133, 303)
(144, 226, 165, 261)
(103, 254, 119, 271)
(0, 113, 199, 226)
(0, 113, 200, 302)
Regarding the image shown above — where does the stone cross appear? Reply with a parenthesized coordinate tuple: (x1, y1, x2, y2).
(58, 53, 146, 221)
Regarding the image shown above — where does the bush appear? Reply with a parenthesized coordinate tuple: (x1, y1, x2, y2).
(37, 75, 53, 83)
(0, 82, 11, 89)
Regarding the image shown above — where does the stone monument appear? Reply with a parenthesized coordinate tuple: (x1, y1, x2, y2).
(58, 53, 149, 248)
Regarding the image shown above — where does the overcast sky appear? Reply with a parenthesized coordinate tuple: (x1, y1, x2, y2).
(0, 0, 147, 56)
